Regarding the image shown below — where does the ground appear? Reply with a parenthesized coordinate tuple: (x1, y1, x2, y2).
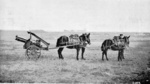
(0, 31, 150, 83)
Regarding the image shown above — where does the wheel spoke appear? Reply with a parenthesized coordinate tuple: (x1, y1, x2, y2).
(26, 45, 41, 60)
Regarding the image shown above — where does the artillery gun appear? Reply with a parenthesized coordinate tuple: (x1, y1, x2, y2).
(15, 31, 50, 59)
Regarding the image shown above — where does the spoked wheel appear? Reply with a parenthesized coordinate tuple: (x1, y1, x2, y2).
(26, 45, 41, 60)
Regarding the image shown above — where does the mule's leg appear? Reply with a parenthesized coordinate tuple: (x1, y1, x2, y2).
(122, 49, 125, 59)
(118, 50, 122, 61)
(58, 48, 64, 59)
(60, 48, 64, 59)
(105, 50, 109, 61)
(76, 48, 80, 60)
(120, 49, 124, 60)
(81, 47, 86, 60)
(58, 48, 61, 59)
(120, 51, 122, 61)
(102, 51, 105, 61)
(118, 50, 120, 61)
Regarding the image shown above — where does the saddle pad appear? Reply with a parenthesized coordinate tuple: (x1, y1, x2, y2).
(69, 34, 80, 45)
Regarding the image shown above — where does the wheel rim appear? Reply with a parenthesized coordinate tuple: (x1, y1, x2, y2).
(26, 45, 41, 59)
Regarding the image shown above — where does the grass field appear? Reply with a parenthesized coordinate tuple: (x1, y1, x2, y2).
(0, 30, 150, 83)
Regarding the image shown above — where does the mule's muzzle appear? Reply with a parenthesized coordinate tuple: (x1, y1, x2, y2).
(87, 41, 91, 45)
(84, 41, 91, 45)
(87, 40, 91, 45)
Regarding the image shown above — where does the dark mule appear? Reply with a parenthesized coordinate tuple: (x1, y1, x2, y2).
(56, 33, 91, 60)
(101, 36, 130, 61)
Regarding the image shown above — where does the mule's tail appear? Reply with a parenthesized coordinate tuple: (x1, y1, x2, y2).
(101, 39, 113, 51)
(56, 38, 60, 47)
(56, 36, 69, 47)
(101, 41, 105, 51)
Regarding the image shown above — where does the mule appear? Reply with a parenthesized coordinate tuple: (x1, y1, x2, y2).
(101, 36, 130, 61)
(56, 33, 91, 60)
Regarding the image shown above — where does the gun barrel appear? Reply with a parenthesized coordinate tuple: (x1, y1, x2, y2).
(15, 35, 27, 43)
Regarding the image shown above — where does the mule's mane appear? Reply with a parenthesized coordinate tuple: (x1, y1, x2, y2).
(79, 33, 87, 42)
(123, 36, 128, 41)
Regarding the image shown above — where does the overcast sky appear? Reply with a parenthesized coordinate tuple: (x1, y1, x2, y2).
(0, 0, 150, 32)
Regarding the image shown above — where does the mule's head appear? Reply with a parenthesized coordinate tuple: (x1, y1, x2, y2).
(123, 36, 130, 47)
(81, 33, 91, 45)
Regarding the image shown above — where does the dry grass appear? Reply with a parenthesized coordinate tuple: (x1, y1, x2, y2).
(0, 31, 150, 83)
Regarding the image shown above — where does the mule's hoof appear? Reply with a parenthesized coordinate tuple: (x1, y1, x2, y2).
(81, 58, 86, 60)
(118, 59, 122, 61)
(59, 57, 64, 60)
(27, 57, 30, 60)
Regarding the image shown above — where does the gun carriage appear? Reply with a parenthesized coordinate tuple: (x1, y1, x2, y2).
(16, 31, 50, 59)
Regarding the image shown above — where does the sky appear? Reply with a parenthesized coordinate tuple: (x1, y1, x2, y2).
(0, 0, 150, 32)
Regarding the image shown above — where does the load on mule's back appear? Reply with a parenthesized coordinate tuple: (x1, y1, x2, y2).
(56, 33, 91, 60)
(101, 34, 130, 61)
(112, 34, 126, 48)
(69, 34, 80, 45)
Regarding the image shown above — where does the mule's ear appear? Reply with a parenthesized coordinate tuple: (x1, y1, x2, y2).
(128, 36, 130, 38)
(88, 33, 90, 36)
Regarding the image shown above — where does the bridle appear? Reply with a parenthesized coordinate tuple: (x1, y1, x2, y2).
(80, 33, 90, 45)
